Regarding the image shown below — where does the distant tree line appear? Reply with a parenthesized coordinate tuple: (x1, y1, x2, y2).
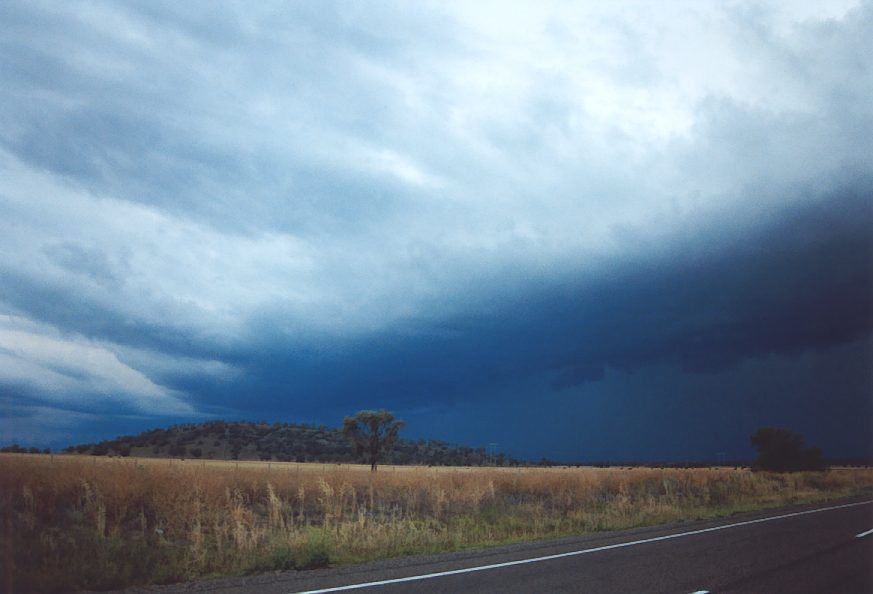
(59, 419, 523, 467)
(0, 444, 50, 454)
(544, 459, 749, 469)
(32, 421, 841, 473)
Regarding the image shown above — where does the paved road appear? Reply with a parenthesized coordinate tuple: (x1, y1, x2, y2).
(132, 500, 873, 594)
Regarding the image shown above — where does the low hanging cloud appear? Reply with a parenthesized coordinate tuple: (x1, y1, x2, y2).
(0, 315, 193, 415)
(227, 183, 872, 410)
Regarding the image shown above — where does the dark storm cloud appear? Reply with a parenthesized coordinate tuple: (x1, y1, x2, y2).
(404, 335, 873, 461)
(210, 182, 871, 421)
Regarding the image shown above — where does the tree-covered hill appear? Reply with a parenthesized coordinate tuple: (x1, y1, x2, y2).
(62, 420, 519, 466)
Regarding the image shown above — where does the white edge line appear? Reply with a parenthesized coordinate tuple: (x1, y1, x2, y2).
(690, 591, 711, 594)
(293, 500, 872, 593)
(856, 528, 873, 538)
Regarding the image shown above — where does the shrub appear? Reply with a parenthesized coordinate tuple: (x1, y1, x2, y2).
(751, 427, 827, 472)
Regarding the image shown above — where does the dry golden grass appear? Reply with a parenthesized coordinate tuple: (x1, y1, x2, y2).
(3, 453, 872, 592)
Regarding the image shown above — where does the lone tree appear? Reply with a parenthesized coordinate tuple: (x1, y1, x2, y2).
(750, 427, 826, 472)
(342, 410, 404, 471)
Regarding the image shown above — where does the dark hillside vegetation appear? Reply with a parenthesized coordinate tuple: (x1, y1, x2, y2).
(62, 420, 520, 466)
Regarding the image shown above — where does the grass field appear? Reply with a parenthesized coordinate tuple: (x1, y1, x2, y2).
(3, 453, 872, 592)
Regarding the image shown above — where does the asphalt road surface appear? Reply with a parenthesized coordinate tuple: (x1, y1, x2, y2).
(129, 499, 873, 594)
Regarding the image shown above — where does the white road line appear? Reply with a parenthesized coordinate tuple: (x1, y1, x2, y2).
(293, 500, 872, 594)
(689, 591, 710, 594)
(856, 528, 873, 538)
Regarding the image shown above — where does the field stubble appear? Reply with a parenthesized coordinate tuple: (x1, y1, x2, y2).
(2, 453, 872, 592)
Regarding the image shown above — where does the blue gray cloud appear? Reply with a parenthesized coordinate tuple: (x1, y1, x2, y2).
(1, 0, 871, 458)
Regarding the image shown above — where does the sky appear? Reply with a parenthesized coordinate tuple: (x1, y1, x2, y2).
(1, 0, 871, 461)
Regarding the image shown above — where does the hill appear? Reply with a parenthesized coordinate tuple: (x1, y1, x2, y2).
(61, 420, 519, 466)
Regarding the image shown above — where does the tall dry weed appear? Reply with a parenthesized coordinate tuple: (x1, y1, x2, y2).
(2, 454, 872, 592)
